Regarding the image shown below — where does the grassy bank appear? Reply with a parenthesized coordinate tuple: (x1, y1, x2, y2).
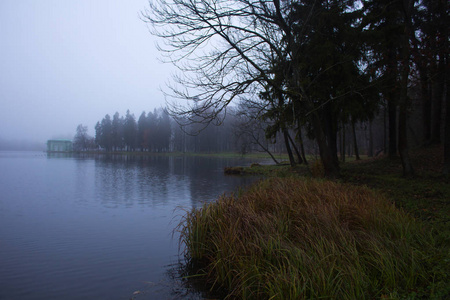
(180, 178, 448, 299)
(179, 147, 449, 299)
(236, 147, 450, 232)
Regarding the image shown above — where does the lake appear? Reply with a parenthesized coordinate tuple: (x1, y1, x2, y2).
(0, 151, 262, 299)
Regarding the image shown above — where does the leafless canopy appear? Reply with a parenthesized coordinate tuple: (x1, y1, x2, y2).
(142, 0, 291, 126)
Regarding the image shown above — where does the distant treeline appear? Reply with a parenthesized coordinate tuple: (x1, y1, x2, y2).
(75, 102, 429, 162)
(74, 99, 436, 165)
(74, 107, 291, 155)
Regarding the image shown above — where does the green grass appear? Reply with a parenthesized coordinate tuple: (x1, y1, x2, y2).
(179, 178, 449, 299)
(73, 150, 291, 160)
(340, 155, 450, 231)
(240, 149, 449, 231)
(239, 163, 303, 177)
(182, 151, 290, 160)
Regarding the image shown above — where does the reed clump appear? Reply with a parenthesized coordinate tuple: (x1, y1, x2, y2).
(179, 178, 447, 299)
(224, 166, 244, 175)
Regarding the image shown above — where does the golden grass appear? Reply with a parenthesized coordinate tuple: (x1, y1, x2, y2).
(179, 178, 447, 299)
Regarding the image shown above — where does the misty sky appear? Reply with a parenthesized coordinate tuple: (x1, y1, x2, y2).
(0, 0, 172, 144)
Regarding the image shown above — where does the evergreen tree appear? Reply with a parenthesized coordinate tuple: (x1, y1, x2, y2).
(362, 0, 416, 176)
(284, 0, 365, 175)
(123, 110, 137, 151)
(159, 109, 171, 152)
(137, 111, 148, 151)
(99, 114, 113, 151)
(111, 112, 124, 151)
(95, 121, 101, 149)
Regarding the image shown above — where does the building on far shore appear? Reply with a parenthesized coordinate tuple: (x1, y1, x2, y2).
(47, 139, 73, 152)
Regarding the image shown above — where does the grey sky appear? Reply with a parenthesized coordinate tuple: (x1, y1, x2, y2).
(0, 0, 171, 144)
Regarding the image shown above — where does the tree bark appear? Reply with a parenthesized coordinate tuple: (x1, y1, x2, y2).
(287, 131, 303, 164)
(326, 109, 339, 163)
(352, 120, 361, 160)
(383, 103, 387, 154)
(341, 122, 346, 162)
(251, 132, 280, 165)
(419, 65, 432, 143)
(298, 128, 308, 165)
(444, 73, 450, 176)
(388, 96, 398, 157)
(283, 129, 296, 167)
(398, 0, 414, 177)
(386, 39, 398, 157)
(430, 58, 445, 144)
(368, 120, 374, 157)
(257, 142, 280, 165)
(443, 3, 449, 176)
(312, 113, 340, 178)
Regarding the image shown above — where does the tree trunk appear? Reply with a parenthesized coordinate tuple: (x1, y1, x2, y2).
(341, 122, 346, 162)
(399, 104, 414, 176)
(383, 103, 387, 154)
(283, 129, 296, 167)
(385, 38, 399, 158)
(430, 58, 445, 144)
(352, 120, 361, 160)
(258, 142, 280, 165)
(312, 113, 340, 178)
(443, 6, 449, 176)
(368, 120, 374, 157)
(398, 0, 414, 177)
(388, 96, 398, 157)
(287, 131, 303, 164)
(444, 74, 450, 176)
(419, 65, 432, 143)
(298, 128, 308, 165)
(251, 132, 280, 165)
(326, 109, 339, 163)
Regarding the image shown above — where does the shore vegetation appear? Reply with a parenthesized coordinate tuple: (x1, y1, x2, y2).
(179, 147, 449, 299)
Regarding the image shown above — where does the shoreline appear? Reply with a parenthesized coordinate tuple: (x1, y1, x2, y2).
(182, 146, 449, 299)
(45, 150, 288, 160)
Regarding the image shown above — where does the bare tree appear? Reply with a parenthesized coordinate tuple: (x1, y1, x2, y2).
(143, 0, 365, 177)
(73, 124, 91, 151)
(143, 0, 279, 124)
(233, 101, 280, 164)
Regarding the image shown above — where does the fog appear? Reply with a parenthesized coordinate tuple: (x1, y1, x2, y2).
(0, 0, 171, 148)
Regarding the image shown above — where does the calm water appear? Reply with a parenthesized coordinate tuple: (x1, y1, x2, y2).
(0, 151, 261, 299)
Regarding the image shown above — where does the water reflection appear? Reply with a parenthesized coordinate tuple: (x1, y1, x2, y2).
(0, 152, 261, 299)
(91, 155, 258, 209)
(46, 152, 73, 159)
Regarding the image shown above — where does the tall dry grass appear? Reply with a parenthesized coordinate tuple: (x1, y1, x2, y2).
(179, 178, 447, 299)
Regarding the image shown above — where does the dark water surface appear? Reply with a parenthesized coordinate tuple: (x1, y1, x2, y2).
(0, 152, 262, 299)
